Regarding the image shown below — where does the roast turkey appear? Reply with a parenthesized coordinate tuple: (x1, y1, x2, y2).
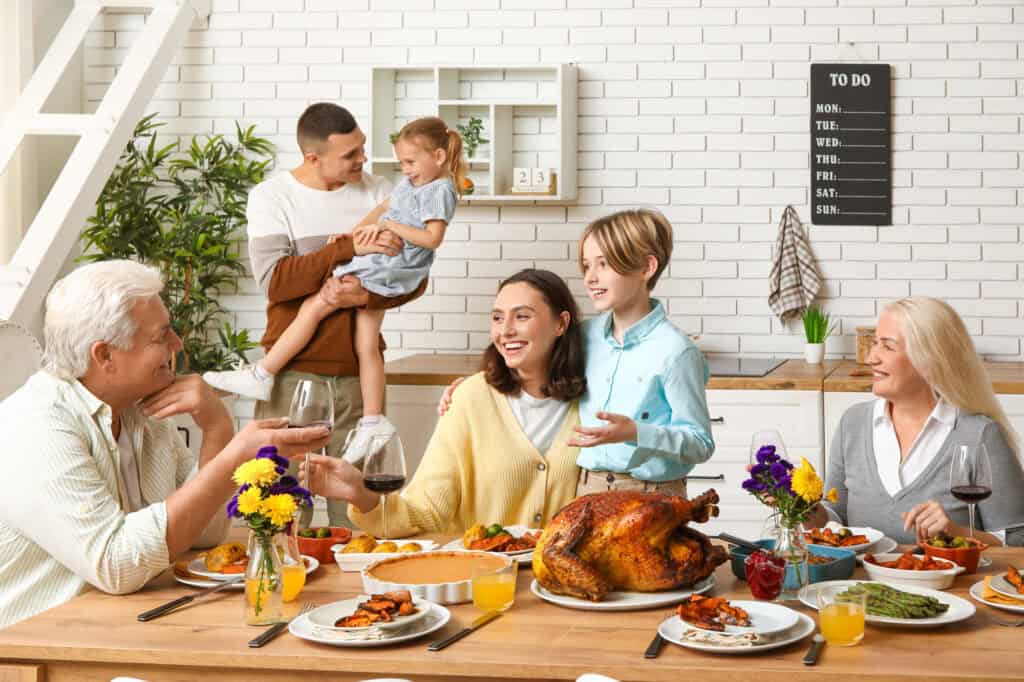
(532, 489, 728, 601)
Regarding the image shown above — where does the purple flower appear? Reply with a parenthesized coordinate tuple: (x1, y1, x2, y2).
(774, 475, 793, 493)
(226, 493, 240, 519)
(750, 463, 768, 479)
(769, 461, 789, 481)
(743, 478, 767, 492)
(780, 458, 794, 470)
(256, 446, 290, 470)
(756, 445, 780, 465)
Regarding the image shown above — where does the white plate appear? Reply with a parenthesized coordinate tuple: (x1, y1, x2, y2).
(176, 555, 319, 589)
(677, 599, 800, 637)
(799, 580, 975, 627)
(288, 603, 451, 648)
(332, 540, 438, 573)
(658, 611, 815, 655)
(306, 596, 432, 632)
(441, 525, 540, 565)
(988, 573, 1024, 601)
(855, 536, 897, 564)
(807, 523, 884, 554)
(529, 575, 714, 612)
(969, 579, 1024, 614)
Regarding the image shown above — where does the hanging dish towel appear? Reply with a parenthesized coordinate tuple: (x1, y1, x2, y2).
(768, 205, 822, 322)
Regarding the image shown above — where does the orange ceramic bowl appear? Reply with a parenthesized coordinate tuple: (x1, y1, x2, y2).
(922, 537, 988, 574)
(298, 527, 352, 564)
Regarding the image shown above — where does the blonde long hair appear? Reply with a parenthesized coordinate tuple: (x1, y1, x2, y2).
(884, 297, 1018, 453)
(396, 117, 467, 196)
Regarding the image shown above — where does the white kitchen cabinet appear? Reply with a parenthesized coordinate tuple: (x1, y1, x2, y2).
(386, 384, 446, 477)
(686, 389, 825, 540)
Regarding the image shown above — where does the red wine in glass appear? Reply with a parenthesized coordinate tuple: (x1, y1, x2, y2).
(363, 474, 406, 494)
(950, 485, 992, 504)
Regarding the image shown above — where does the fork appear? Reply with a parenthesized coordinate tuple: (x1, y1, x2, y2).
(248, 601, 316, 647)
(991, 616, 1024, 627)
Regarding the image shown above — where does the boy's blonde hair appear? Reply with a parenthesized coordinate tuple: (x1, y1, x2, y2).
(578, 209, 673, 291)
(883, 297, 1018, 454)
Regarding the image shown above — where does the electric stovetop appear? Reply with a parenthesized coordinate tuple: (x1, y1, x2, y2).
(706, 357, 786, 378)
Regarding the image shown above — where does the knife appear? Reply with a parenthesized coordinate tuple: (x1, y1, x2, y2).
(427, 610, 501, 651)
(644, 632, 665, 659)
(137, 578, 242, 622)
(803, 634, 825, 665)
(717, 533, 766, 553)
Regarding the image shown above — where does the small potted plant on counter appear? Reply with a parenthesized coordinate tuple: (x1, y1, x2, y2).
(801, 307, 835, 365)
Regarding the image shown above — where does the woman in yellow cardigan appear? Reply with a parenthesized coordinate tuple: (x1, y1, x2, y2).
(302, 269, 586, 537)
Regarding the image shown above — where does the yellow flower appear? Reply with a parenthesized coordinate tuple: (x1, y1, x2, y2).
(236, 486, 264, 515)
(791, 457, 823, 503)
(260, 494, 298, 527)
(232, 458, 278, 488)
(826, 487, 839, 503)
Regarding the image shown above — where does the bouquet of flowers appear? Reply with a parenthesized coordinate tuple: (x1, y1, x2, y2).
(742, 445, 837, 527)
(227, 446, 311, 616)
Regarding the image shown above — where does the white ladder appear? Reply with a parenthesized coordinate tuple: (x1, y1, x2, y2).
(0, 0, 210, 327)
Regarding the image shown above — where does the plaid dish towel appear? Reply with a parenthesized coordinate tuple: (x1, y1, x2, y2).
(768, 206, 822, 322)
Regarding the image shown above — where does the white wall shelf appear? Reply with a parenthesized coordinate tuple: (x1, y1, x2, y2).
(368, 64, 577, 205)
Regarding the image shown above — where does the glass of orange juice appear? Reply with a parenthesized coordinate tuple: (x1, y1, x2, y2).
(281, 530, 306, 603)
(817, 584, 866, 646)
(472, 560, 517, 612)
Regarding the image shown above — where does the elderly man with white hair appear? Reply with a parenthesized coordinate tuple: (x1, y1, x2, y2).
(0, 260, 330, 628)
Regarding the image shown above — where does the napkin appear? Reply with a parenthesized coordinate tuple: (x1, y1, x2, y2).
(681, 629, 765, 647)
(312, 625, 388, 642)
(768, 205, 822, 322)
(983, 576, 1024, 605)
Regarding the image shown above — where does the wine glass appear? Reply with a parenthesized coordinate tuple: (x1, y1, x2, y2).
(362, 430, 407, 540)
(949, 443, 993, 539)
(750, 429, 787, 465)
(289, 379, 335, 496)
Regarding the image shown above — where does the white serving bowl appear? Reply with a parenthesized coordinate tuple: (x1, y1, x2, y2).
(861, 553, 965, 590)
(360, 550, 512, 605)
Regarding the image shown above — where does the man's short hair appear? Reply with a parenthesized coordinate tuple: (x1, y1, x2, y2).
(296, 103, 358, 154)
(43, 260, 164, 379)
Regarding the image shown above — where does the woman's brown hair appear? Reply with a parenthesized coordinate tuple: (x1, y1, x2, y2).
(396, 117, 467, 196)
(482, 269, 586, 402)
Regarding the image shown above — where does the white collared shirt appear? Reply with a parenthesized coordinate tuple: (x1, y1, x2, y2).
(872, 397, 957, 497)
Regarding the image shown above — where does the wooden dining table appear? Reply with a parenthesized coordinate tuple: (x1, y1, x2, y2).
(1, 542, 1022, 682)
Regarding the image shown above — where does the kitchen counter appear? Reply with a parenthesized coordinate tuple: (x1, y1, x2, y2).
(386, 354, 841, 391)
(825, 360, 1024, 394)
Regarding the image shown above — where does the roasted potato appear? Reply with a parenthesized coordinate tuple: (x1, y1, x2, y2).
(203, 541, 246, 572)
(341, 535, 377, 554)
(372, 541, 398, 553)
(398, 542, 422, 553)
(462, 523, 488, 549)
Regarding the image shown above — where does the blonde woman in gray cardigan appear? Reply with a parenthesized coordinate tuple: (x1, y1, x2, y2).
(807, 297, 1024, 546)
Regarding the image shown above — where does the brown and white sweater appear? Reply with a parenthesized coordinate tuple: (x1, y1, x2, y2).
(246, 171, 425, 377)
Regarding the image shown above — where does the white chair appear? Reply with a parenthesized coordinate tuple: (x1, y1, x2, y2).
(0, 320, 43, 401)
(577, 675, 622, 682)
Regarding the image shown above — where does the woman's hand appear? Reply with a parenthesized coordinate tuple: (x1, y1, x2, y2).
(300, 454, 379, 512)
(568, 411, 637, 448)
(902, 500, 954, 542)
(436, 376, 466, 416)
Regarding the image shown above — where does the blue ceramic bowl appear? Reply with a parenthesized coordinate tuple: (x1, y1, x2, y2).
(729, 540, 856, 584)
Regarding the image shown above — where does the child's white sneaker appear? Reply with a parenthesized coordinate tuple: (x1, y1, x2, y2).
(342, 415, 397, 464)
(202, 366, 274, 402)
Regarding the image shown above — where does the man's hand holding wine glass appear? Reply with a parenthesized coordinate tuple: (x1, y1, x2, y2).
(301, 454, 380, 513)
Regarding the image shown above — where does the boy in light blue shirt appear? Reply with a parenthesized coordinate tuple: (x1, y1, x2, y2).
(569, 209, 714, 495)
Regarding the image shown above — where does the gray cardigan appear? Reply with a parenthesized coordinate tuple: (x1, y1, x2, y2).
(823, 401, 1024, 546)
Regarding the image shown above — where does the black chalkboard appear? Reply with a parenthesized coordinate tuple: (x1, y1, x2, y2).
(810, 64, 891, 225)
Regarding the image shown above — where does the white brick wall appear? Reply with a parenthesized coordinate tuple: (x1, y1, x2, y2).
(84, 1, 1024, 363)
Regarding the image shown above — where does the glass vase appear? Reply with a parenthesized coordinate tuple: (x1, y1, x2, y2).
(773, 522, 810, 601)
(245, 529, 285, 626)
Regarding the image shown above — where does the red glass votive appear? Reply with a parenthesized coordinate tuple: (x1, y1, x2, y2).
(745, 550, 786, 600)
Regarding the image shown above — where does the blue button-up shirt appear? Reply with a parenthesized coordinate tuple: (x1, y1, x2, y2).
(577, 300, 715, 482)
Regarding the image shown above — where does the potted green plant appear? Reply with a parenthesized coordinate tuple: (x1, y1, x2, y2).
(79, 114, 271, 376)
(801, 307, 836, 365)
(456, 116, 489, 159)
